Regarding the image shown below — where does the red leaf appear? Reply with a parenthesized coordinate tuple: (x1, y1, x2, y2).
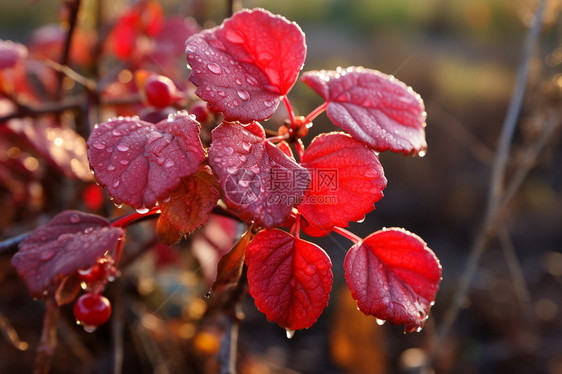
(344, 228, 441, 332)
(87, 111, 205, 210)
(8, 118, 93, 181)
(156, 165, 220, 245)
(209, 122, 310, 228)
(245, 229, 333, 331)
(211, 228, 253, 295)
(301, 67, 427, 155)
(185, 8, 306, 122)
(11, 211, 124, 299)
(298, 132, 386, 234)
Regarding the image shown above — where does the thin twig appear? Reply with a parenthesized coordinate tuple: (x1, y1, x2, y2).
(497, 224, 531, 313)
(111, 280, 125, 374)
(0, 310, 29, 351)
(428, 0, 547, 365)
(56, 0, 82, 100)
(34, 300, 59, 374)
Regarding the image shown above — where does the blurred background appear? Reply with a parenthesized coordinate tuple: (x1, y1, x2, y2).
(1, 0, 561, 373)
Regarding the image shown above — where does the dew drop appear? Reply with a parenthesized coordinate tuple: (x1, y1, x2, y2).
(217, 91, 226, 97)
(376, 318, 386, 326)
(239, 179, 250, 187)
(238, 155, 247, 163)
(207, 63, 222, 75)
(107, 164, 116, 171)
(237, 90, 250, 101)
(81, 324, 97, 333)
(204, 291, 213, 299)
(242, 141, 252, 152)
(235, 78, 242, 86)
(356, 216, 366, 224)
(112, 129, 122, 136)
(136, 206, 150, 214)
(92, 142, 105, 150)
(224, 146, 234, 155)
(285, 329, 295, 339)
(186, 45, 196, 53)
(164, 159, 175, 168)
(70, 214, 81, 223)
(250, 165, 260, 174)
(258, 52, 273, 64)
(225, 29, 244, 44)
(113, 180, 120, 188)
(232, 100, 239, 106)
(117, 144, 129, 152)
(226, 165, 237, 174)
(246, 76, 258, 86)
(119, 160, 129, 166)
(418, 150, 426, 158)
(263, 99, 274, 107)
(336, 92, 351, 102)
(40, 250, 55, 261)
(161, 195, 171, 203)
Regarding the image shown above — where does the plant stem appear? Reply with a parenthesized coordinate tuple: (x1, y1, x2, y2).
(304, 101, 327, 125)
(34, 299, 59, 374)
(283, 95, 297, 130)
(110, 207, 162, 228)
(56, 0, 82, 100)
(332, 226, 361, 244)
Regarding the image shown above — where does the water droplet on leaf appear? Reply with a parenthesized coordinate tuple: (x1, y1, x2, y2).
(237, 90, 250, 101)
(136, 207, 150, 214)
(70, 214, 81, 223)
(207, 63, 222, 75)
(285, 329, 295, 339)
(225, 29, 244, 44)
(117, 144, 129, 152)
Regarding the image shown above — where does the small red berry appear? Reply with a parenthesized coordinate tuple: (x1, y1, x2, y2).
(144, 75, 176, 108)
(77, 259, 109, 284)
(189, 101, 210, 123)
(73, 293, 112, 329)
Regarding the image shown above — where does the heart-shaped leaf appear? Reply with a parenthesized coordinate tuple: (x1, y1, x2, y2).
(11, 210, 123, 299)
(156, 165, 220, 245)
(87, 111, 205, 210)
(344, 228, 441, 332)
(185, 8, 306, 123)
(301, 67, 427, 155)
(245, 229, 333, 331)
(298, 132, 386, 235)
(209, 121, 310, 228)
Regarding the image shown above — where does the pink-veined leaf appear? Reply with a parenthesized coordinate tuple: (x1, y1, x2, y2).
(298, 132, 386, 235)
(185, 8, 306, 123)
(344, 228, 441, 332)
(209, 121, 310, 228)
(11, 210, 123, 299)
(245, 229, 333, 331)
(301, 67, 427, 155)
(87, 111, 205, 210)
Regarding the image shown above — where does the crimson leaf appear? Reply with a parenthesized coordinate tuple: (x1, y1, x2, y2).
(87, 112, 205, 210)
(344, 228, 441, 332)
(156, 165, 220, 245)
(185, 8, 306, 123)
(301, 67, 427, 155)
(245, 229, 333, 331)
(298, 132, 386, 235)
(209, 121, 310, 228)
(11, 211, 123, 299)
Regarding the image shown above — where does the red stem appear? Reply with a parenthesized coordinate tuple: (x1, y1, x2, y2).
(332, 226, 362, 244)
(294, 139, 305, 160)
(111, 207, 161, 228)
(283, 95, 297, 130)
(304, 101, 327, 125)
(291, 213, 301, 239)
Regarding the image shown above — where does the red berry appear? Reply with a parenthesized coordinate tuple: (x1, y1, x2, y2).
(144, 75, 176, 108)
(189, 101, 210, 123)
(73, 293, 112, 328)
